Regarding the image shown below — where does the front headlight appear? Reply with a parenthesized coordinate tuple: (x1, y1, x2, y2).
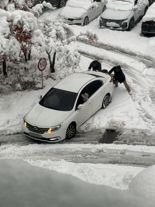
(47, 124, 61, 134)
(23, 118, 27, 127)
(122, 20, 128, 29)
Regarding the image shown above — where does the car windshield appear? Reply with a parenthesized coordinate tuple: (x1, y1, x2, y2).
(39, 88, 77, 111)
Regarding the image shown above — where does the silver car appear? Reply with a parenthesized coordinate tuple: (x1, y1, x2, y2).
(60, 0, 106, 25)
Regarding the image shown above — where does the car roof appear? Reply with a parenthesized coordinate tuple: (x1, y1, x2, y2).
(55, 72, 105, 93)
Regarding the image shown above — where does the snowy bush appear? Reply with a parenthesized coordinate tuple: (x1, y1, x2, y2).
(39, 20, 80, 80)
(0, 8, 80, 91)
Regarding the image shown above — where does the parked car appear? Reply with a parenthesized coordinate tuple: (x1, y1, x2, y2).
(148, 0, 155, 5)
(23, 71, 114, 143)
(141, 2, 155, 36)
(99, 0, 149, 31)
(34, 0, 67, 8)
(60, 0, 106, 25)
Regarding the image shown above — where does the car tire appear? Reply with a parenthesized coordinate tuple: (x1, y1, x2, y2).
(65, 123, 76, 139)
(83, 16, 89, 26)
(127, 18, 134, 31)
(102, 94, 112, 109)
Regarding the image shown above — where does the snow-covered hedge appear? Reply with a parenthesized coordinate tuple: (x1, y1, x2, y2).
(0, 7, 80, 91)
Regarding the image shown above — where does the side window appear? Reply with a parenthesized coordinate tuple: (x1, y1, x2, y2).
(76, 80, 103, 108)
(86, 80, 103, 97)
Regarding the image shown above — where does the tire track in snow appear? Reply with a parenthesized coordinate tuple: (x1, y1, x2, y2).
(77, 37, 155, 68)
(1, 134, 155, 166)
(77, 39, 155, 132)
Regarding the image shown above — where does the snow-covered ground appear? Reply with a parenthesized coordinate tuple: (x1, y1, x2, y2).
(0, 7, 155, 205)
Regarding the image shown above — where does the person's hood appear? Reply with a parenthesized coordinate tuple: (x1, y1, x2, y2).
(25, 104, 71, 127)
(60, 6, 86, 19)
(101, 8, 131, 20)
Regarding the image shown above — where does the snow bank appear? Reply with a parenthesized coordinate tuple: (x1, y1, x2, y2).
(129, 165, 155, 201)
(142, 2, 155, 22)
(27, 159, 144, 190)
(0, 159, 153, 207)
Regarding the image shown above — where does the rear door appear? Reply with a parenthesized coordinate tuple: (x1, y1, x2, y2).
(74, 80, 104, 126)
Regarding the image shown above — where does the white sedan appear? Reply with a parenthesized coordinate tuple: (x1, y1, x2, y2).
(99, 0, 149, 30)
(23, 71, 114, 143)
(60, 0, 106, 25)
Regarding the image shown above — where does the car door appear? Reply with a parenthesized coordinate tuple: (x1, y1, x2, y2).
(87, 3, 96, 21)
(74, 80, 104, 127)
(93, 0, 104, 17)
(139, 0, 148, 15)
(134, 0, 145, 20)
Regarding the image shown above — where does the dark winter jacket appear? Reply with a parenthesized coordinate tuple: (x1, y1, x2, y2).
(108, 65, 126, 83)
(88, 60, 101, 72)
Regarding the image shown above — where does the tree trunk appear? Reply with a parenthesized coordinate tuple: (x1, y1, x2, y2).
(51, 51, 56, 73)
(47, 51, 56, 73)
(57, 0, 61, 8)
(28, 49, 31, 61)
(2, 60, 7, 77)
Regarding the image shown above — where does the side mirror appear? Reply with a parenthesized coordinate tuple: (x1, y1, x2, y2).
(133, 5, 138, 10)
(39, 95, 43, 100)
(77, 104, 84, 110)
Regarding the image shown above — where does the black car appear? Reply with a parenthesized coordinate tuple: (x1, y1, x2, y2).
(141, 3, 155, 36)
(34, 0, 67, 8)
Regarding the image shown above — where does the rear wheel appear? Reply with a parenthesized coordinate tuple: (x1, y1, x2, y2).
(102, 94, 112, 109)
(83, 16, 89, 26)
(65, 123, 76, 139)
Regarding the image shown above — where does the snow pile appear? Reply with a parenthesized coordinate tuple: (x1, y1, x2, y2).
(142, 2, 155, 22)
(129, 165, 155, 200)
(0, 159, 153, 207)
(32, 1, 55, 17)
(27, 159, 144, 190)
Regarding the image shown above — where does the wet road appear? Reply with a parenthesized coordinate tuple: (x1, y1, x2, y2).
(0, 131, 155, 167)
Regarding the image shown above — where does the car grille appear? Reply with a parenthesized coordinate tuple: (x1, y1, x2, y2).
(101, 18, 123, 26)
(67, 18, 74, 21)
(26, 122, 48, 134)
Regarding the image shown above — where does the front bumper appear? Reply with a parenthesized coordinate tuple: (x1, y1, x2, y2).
(23, 124, 65, 143)
(99, 18, 128, 31)
(63, 18, 82, 25)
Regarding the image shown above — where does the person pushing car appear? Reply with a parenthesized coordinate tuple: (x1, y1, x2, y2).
(88, 60, 131, 94)
(108, 65, 131, 94)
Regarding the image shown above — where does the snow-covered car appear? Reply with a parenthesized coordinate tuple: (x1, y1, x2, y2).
(99, 0, 149, 31)
(60, 0, 106, 25)
(141, 2, 155, 36)
(23, 71, 114, 143)
(34, 0, 67, 8)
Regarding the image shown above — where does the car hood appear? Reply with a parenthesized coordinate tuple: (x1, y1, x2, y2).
(101, 8, 131, 20)
(25, 104, 71, 127)
(61, 6, 86, 19)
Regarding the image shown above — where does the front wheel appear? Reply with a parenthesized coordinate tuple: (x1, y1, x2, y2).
(83, 16, 89, 26)
(65, 123, 76, 139)
(127, 18, 134, 31)
(102, 94, 112, 109)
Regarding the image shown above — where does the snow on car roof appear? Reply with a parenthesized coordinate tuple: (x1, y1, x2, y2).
(107, 0, 134, 10)
(66, 0, 92, 10)
(55, 72, 96, 93)
(142, 2, 155, 22)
